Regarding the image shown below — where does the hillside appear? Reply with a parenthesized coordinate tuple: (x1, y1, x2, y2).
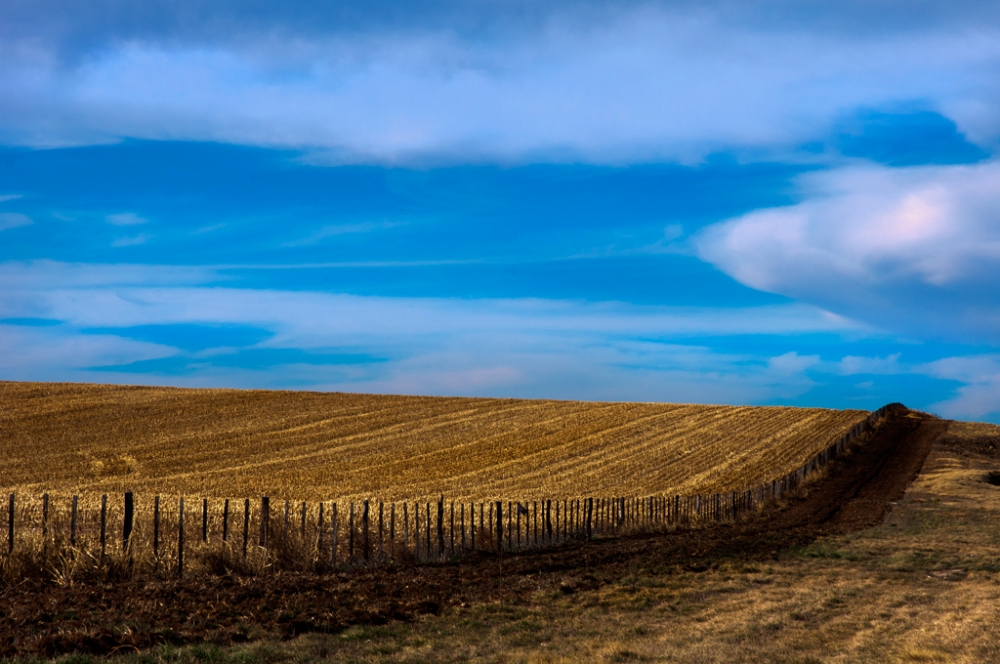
(0, 381, 867, 500)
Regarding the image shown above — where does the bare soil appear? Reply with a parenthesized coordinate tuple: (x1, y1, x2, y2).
(0, 410, 948, 659)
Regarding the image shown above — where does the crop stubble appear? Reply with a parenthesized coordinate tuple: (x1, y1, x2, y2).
(0, 381, 867, 501)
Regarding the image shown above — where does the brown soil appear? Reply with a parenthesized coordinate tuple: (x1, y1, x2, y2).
(0, 411, 948, 659)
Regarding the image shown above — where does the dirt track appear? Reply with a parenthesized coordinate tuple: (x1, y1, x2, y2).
(0, 411, 948, 658)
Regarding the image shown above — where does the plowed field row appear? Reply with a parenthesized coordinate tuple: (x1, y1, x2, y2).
(0, 382, 868, 501)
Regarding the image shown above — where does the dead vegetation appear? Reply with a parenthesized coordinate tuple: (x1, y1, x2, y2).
(4, 414, 988, 664)
(0, 407, 950, 661)
(0, 381, 866, 501)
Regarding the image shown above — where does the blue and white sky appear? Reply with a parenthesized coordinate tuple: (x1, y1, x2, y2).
(3, 0, 1000, 420)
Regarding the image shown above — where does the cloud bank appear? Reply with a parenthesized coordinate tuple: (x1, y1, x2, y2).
(696, 160, 1000, 342)
(0, 260, 862, 404)
(2, 3, 999, 163)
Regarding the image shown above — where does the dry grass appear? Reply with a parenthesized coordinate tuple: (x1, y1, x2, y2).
(109, 432, 1000, 664)
(0, 381, 866, 502)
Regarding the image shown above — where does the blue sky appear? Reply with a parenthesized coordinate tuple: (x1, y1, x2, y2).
(2, 1, 1000, 420)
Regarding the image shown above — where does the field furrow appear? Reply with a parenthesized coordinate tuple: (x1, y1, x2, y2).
(0, 382, 869, 501)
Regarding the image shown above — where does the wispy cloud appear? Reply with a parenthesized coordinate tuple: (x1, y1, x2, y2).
(0, 260, 991, 416)
(106, 212, 148, 226)
(0, 260, 217, 289)
(282, 220, 408, 247)
(111, 234, 151, 247)
(0, 259, 864, 402)
(0, 194, 22, 202)
(0, 212, 31, 231)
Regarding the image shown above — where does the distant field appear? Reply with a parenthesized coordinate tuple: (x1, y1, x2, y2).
(0, 382, 867, 501)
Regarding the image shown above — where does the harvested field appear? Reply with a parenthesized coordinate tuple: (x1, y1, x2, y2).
(0, 408, 966, 661)
(0, 382, 868, 501)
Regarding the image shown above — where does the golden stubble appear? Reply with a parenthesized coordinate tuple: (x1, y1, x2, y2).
(265, 441, 1000, 663)
(0, 381, 867, 502)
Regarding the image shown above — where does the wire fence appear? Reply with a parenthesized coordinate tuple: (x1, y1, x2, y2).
(0, 403, 905, 580)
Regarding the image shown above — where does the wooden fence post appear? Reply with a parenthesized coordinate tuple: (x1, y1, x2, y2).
(260, 496, 270, 548)
(413, 502, 419, 559)
(379, 502, 385, 561)
(178, 497, 185, 576)
(152, 495, 159, 556)
(285, 500, 290, 534)
(242, 498, 250, 559)
(363, 500, 370, 563)
(586, 497, 593, 539)
(301, 501, 307, 539)
(449, 501, 455, 555)
(425, 502, 431, 558)
(202, 498, 209, 543)
(495, 501, 503, 551)
(100, 494, 107, 556)
(403, 502, 410, 551)
(437, 497, 445, 558)
(42, 493, 49, 540)
(7, 493, 14, 554)
(222, 498, 230, 542)
(318, 502, 325, 552)
(378, 500, 385, 560)
(117, 493, 132, 549)
(69, 495, 80, 549)
(332, 503, 339, 564)
(349, 502, 356, 561)
(460, 502, 465, 551)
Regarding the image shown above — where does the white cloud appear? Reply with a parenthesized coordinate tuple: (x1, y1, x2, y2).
(0, 259, 864, 403)
(695, 160, 1000, 341)
(0, 260, 217, 289)
(838, 353, 903, 376)
(282, 220, 408, 247)
(3, 260, 996, 417)
(923, 355, 1000, 419)
(1, 9, 998, 162)
(0, 194, 22, 202)
(767, 351, 820, 377)
(0, 212, 32, 231)
(111, 234, 151, 247)
(0, 324, 172, 380)
(106, 212, 148, 225)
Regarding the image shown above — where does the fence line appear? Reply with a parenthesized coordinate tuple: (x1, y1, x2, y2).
(0, 404, 904, 575)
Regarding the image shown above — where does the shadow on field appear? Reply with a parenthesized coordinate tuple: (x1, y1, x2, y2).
(0, 410, 948, 659)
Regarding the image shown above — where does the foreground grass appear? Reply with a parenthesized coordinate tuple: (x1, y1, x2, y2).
(13, 438, 1000, 664)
